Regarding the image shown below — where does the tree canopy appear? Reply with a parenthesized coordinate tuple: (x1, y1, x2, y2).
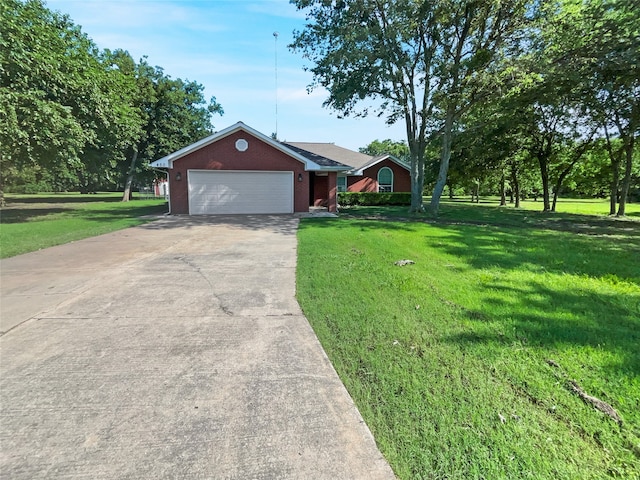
(291, 0, 531, 214)
(293, 0, 638, 216)
(359, 139, 410, 163)
(0, 0, 223, 200)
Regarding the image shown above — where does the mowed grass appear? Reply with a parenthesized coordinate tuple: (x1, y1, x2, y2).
(296, 201, 640, 479)
(443, 197, 640, 222)
(450, 196, 640, 217)
(342, 197, 640, 226)
(0, 193, 168, 258)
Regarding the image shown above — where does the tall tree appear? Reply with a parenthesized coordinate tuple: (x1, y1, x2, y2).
(120, 60, 223, 201)
(0, 0, 223, 200)
(359, 139, 410, 163)
(540, 0, 639, 216)
(291, 0, 530, 214)
(583, 0, 639, 216)
(0, 0, 103, 197)
(75, 49, 146, 194)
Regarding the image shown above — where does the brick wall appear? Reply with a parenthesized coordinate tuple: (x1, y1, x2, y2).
(346, 159, 411, 193)
(168, 131, 309, 214)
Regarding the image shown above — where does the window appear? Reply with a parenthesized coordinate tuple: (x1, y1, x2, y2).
(337, 176, 347, 192)
(377, 167, 393, 192)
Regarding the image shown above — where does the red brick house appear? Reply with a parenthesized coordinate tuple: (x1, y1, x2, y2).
(150, 122, 410, 215)
(284, 142, 411, 197)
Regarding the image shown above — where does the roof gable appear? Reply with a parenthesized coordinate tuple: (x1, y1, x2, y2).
(351, 154, 411, 175)
(151, 122, 332, 171)
(150, 123, 406, 174)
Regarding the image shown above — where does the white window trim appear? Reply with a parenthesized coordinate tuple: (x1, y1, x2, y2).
(378, 167, 393, 193)
(337, 176, 347, 192)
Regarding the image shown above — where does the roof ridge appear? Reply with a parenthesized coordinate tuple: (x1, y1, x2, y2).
(286, 141, 336, 145)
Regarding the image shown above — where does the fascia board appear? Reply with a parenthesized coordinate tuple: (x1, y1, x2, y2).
(149, 121, 323, 171)
(350, 154, 410, 175)
(316, 166, 352, 172)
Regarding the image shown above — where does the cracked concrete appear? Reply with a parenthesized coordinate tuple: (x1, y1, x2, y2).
(0, 215, 395, 479)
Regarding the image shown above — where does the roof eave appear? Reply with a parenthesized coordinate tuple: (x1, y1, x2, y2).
(149, 121, 323, 171)
(317, 167, 351, 172)
(349, 154, 410, 175)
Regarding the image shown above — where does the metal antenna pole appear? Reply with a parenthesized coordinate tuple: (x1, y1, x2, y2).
(273, 31, 279, 139)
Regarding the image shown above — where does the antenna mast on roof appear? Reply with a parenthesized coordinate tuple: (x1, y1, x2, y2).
(273, 31, 279, 140)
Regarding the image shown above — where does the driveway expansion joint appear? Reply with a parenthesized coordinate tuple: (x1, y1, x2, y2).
(0, 216, 395, 479)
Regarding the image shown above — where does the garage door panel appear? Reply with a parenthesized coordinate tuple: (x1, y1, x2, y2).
(188, 171, 293, 215)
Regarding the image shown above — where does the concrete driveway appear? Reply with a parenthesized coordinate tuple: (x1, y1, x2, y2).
(0, 215, 395, 479)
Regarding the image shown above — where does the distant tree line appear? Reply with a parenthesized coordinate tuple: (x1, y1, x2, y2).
(0, 0, 223, 202)
(292, 0, 638, 216)
(361, 134, 639, 210)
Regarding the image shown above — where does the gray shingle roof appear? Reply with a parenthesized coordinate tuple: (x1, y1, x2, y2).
(282, 143, 349, 169)
(284, 142, 373, 170)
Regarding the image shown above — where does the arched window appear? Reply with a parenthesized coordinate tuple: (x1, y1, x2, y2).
(378, 167, 393, 192)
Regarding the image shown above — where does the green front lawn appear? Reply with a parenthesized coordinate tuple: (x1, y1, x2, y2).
(296, 202, 640, 479)
(0, 193, 167, 258)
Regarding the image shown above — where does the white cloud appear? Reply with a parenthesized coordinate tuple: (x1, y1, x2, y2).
(45, 0, 408, 150)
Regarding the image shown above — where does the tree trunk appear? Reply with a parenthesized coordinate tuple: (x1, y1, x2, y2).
(409, 151, 425, 213)
(551, 188, 559, 212)
(0, 153, 4, 207)
(122, 149, 139, 202)
(429, 108, 455, 216)
(499, 172, 506, 206)
(553, 137, 594, 212)
(77, 169, 89, 194)
(448, 184, 454, 199)
(617, 136, 635, 217)
(603, 126, 619, 215)
(538, 155, 551, 212)
(610, 169, 620, 215)
(551, 165, 572, 212)
(510, 163, 521, 208)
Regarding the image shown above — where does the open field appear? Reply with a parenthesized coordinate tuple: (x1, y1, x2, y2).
(449, 196, 640, 217)
(340, 196, 640, 220)
(0, 193, 168, 258)
(297, 201, 640, 479)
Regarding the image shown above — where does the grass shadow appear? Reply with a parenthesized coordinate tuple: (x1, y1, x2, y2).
(425, 223, 639, 284)
(0, 208, 71, 223)
(337, 206, 640, 282)
(436, 203, 640, 237)
(71, 204, 168, 221)
(340, 203, 640, 238)
(321, 206, 640, 373)
(452, 280, 640, 375)
(4, 195, 123, 205)
(300, 216, 418, 235)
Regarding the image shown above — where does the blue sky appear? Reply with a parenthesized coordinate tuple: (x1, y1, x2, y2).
(46, 0, 406, 151)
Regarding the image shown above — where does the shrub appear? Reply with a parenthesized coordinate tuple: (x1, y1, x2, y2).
(4, 181, 53, 194)
(338, 192, 411, 206)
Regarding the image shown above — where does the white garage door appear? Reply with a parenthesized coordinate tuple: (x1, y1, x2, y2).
(188, 170, 294, 214)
